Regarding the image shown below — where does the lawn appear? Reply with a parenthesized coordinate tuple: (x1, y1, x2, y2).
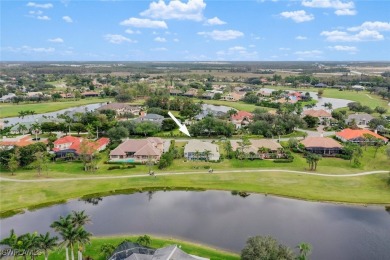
(1, 147, 389, 216)
(269, 86, 389, 112)
(35, 235, 239, 260)
(0, 98, 113, 118)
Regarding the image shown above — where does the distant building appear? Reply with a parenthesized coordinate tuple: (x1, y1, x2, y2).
(336, 128, 388, 144)
(231, 111, 253, 129)
(230, 139, 283, 159)
(53, 136, 109, 158)
(81, 91, 100, 97)
(351, 85, 365, 91)
(346, 113, 374, 128)
(220, 91, 246, 102)
(110, 137, 164, 163)
(0, 93, 16, 102)
(0, 135, 43, 150)
(134, 113, 164, 125)
(303, 109, 332, 124)
(184, 140, 220, 161)
(108, 241, 209, 260)
(300, 137, 343, 156)
(314, 83, 328, 88)
(97, 103, 142, 117)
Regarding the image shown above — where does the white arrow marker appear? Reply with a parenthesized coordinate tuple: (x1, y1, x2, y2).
(168, 111, 191, 137)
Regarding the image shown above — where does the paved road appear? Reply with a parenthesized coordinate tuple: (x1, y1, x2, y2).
(0, 170, 387, 183)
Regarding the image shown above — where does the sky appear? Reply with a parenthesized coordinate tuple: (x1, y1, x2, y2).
(1, 0, 390, 61)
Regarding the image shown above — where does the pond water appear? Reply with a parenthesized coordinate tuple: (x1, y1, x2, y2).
(2, 191, 390, 260)
(2, 103, 106, 126)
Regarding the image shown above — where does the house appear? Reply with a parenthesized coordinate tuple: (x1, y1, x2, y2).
(0, 93, 16, 102)
(97, 103, 142, 117)
(300, 137, 343, 156)
(169, 89, 183, 96)
(81, 91, 100, 97)
(110, 137, 164, 163)
(336, 128, 388, 144)
(201, 91, 215, 99)
(220, 91, 246, 101)
(53, 136, 109, 158)
(108, 242, 209, 260)
(346, 113, 374, 128)
(60, 93, 75, 99)
(314, 83, 328, 88)
(135, 113, 164, 125)
(195, 104, 230, 120)
(351, 85, 365, 91)
(26, 92, 43, 98)
(184, 140, 220, 161)
(231, 111, 253, 129)
(230, 139, 283, 159)
(0, 135, 42, 150)
(183, 88, 198, 97)
(303, 109, 332, 124)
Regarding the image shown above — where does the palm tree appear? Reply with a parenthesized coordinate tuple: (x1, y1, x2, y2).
(50, 215, 73, 260)
(72, 210, 92, 228)
(224, 141, 233, 159)
(19, 232, 40, 260)
(75, 228, 92, 260)
(296, 242, 312, 260)
(194, 150, 201, 161)
(257, 147, 267, 159)
(100, 243, 116, 260)
(0, 229, 18, 259)
(17, 124, 28, 135)
(249, 151, 256, 160)
(203, 149, 212, 161)
(38, 232, 58, 260)
(31, 122, 41, 140)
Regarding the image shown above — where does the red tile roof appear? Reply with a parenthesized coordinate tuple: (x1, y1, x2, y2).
(303, 109, 331, 117)
(336, 128, 388, 142)
(53, 135, 79, 145)
(0, 135, 43, 147)
(231, 111, 253, 121)
(53, 136, 109, 154)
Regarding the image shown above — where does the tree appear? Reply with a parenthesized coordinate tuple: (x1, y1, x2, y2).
(227, 109, 238, 117)
(237, 137, 251, 160)
(303, 115, 319, 128)
(8, 147, 20, 175)
(107, 126, 129, 143)
(0, 229, 19, 255)
(38, 232, 58, 260)
(375, 106, 387, 115)
(32, 151, 49, 176)
(204, 149, 212, 161)
(135, 122, 160, 137)
(136, 235, 151, 247)
(241, 236, 295, 260)
(224, 141, 233, 159)
(100, 243, 116, 260)
(306, 152, 321, 171)
(161, 118, 177, 131)
(31, 122, 41, 140)
(51, 215, 72, 260)
(317, 89, 324, 98)
(17, 124, 28, 134)
(296, 242, 312, 260)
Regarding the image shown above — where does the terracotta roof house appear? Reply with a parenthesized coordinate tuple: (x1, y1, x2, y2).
(0, 135, 44, 150)
(81, 91, 100, 97)
(231, 111, 253, 129)
(230, 139, 284, 159)
(169, 89, 183, 96)
(184, 140, 220, 161)
(220, 91, 246, 102)
(336, 128, 388, 144)
(97, 103, 142, 117)
(346, 113, 374, 128)
(53, 136, 109, 158)
(183, 88, 198, 97)
(303, 109, 332, 124)
(300, 137, 343, 156)
(110, 137, 164, 163)
(60, 93, 75, 99)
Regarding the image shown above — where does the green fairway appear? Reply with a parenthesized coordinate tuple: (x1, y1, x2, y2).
(35, 235, 239, 260)
(269, 86, 389, 112)
(0, 98, 113, 118)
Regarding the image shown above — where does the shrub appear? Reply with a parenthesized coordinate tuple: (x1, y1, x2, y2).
(108, 166, 121, 170)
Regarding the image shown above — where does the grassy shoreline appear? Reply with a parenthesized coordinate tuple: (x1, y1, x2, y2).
(0, 98, 113, 118)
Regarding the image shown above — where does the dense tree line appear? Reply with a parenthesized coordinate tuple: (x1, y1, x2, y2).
(189, 116, 235, 137)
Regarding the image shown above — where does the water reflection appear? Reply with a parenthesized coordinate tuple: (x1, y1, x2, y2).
(1, 191, 389, 260)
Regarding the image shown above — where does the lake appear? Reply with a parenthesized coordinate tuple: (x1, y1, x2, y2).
(1, 191, 390, 260)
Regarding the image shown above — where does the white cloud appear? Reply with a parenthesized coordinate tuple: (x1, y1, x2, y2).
(216, 46, 258, 60)
(4, 45, 55, 53)
(279, 47, 291, 51)
(140, 0, 206, 21)
(154, 37, 167, 42)
(302, 0, 356, 16)
(26, 2, 53, 9)
(37, 15, 50, 20)
(48, 38, 64, 43)
(348, 21, 390, 32)
(104, 34, 136, 44)
(29, 10, 43, 15)
(173, 38, 179, 42)
(294, 50, 323, 58)
(150, 47, 168, 51)
(328, 45, 357, 52)
(120, 18, 167, 29)
(125, 29, 141, 34)
(204, 17, 226, 26)
(198, 30, 244, 40)
(321, 29, 384, 42)
(334, 9, 356, 15)
(296, 36, 308, 40)
(62, 16, 73, 23)
(280, 10, 314, 23)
